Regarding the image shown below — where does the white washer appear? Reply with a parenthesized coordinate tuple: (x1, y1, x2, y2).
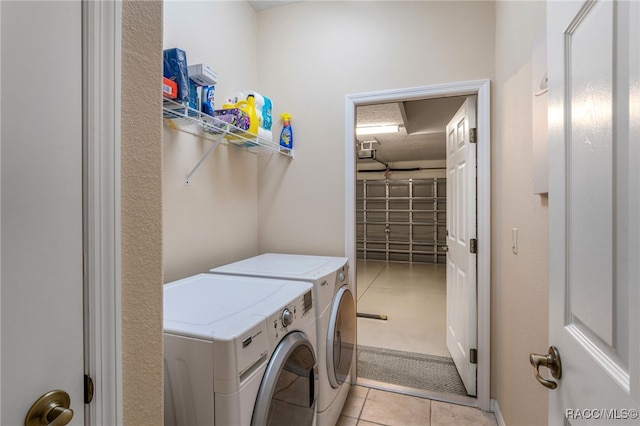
(163, 273, 317, 426)
(210, 254, 356, 426)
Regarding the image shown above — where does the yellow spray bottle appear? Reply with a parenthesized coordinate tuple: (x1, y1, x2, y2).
(279, 113, 293, 149)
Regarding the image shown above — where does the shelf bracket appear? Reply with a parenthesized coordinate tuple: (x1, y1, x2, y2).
(162, 99, 293, 184)
(185, 132, 226, 185)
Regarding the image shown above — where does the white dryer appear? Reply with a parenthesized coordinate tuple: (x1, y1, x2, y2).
(210, 254, 356, 426)
(163, 273, 317, 426)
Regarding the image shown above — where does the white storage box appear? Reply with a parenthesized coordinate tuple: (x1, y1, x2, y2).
(187, 64, 218, 86)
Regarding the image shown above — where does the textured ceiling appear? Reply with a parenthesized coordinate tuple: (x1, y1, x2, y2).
(356, 96, 466, 163)
(248, 1, 300, 11)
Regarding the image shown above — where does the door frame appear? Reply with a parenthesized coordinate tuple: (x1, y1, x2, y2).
(83, 0, 123, 424)
(344, 79, 491, 411)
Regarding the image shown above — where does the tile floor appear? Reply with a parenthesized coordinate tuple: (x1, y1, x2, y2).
(337, 385, 497, 426)
(356, 260, 449, 357)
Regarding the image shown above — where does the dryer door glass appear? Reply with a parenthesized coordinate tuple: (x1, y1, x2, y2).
(252, 331, 318, 426)
(326, 286, 356, 388)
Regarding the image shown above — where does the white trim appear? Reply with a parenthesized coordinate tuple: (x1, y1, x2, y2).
(345, 79, 491, 411)
(83, 0, 122, 424)
(0, 1, 3, 416)
(491, 398, 507, 426)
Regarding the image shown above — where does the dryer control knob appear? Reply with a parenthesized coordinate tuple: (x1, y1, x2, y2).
(339, 272, 346, 281)
(281, 309, 293, 327)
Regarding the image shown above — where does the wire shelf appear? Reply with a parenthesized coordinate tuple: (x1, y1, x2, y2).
(162, 99, 293, 158)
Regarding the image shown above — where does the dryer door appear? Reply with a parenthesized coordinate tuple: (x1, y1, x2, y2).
(252, 331, 317, 426)
(326, 286, 356, 388)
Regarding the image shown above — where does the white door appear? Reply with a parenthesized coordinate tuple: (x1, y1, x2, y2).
(1, 1, 84, 425)
(445, 96, 477, 396)
(546, 0, 640, 424)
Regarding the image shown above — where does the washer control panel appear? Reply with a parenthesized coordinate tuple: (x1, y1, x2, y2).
(280, 308, 293, 327)
(335, 263, 349, 291)
(267, 290, 313, 343)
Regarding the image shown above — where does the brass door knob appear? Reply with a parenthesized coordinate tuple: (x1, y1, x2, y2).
(529, 346, 562, 389)
(25, 390, 74, 426)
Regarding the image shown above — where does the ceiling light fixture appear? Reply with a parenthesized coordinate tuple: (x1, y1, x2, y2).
(356, 124, 399, 136)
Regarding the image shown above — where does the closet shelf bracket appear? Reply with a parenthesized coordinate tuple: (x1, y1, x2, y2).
(163, 99, 294, 184)
(184, 132, 226, 185)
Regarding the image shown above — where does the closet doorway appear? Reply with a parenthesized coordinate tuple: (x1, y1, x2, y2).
(344, 81, 491, 410)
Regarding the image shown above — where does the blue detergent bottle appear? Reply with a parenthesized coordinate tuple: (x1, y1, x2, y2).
(279, 113, 293, 149)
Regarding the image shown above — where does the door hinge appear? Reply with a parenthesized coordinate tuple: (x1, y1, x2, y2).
(84, 374, 94, 404)
(470, 238, 477, 254)
(470, 348, 478, 364)
(469, 127, 477, 144)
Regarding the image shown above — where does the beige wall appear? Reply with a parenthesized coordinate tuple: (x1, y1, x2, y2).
(121, 1, 164, 424)
(163, 1, 261, 282)
(255, 1, 495, 255)
(492, 1, 548, 424)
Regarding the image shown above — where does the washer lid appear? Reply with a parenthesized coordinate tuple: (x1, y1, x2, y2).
(211, 253, 348, 281)
(163, 273, 311, 340)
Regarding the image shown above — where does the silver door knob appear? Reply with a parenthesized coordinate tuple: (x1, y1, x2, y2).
(529, 346, 562, 389)
(25, 390, 74, 426)
(442, 246, 449, 252)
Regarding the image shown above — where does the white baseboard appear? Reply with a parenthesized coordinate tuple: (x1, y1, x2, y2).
(491, 399, 507, 426)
